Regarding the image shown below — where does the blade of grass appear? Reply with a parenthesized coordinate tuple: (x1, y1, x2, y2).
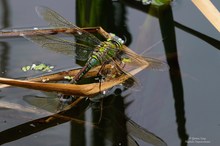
(192, 0, 220, 32)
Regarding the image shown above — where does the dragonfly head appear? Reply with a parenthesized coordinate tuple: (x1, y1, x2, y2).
(106, 39, 122, 49)
(107, 33, 125, 50)
(108, 33, 125, 45)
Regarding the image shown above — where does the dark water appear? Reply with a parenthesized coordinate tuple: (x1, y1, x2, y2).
(0, 0, 220, 146)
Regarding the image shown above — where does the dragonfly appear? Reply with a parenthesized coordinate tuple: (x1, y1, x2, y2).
(22, 6, 168, 86)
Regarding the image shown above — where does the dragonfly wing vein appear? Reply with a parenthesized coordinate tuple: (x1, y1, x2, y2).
(23, 34, 93, 61)
(121, 49, 169, 71)
(35, 6, 101, 46)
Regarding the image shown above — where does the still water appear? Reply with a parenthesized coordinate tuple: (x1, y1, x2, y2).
(0, 0, 220, 146)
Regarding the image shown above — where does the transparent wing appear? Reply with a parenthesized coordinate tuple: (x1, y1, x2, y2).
(23, 34, 93, 61)
(127, 119, 167, 146)
(98, 48, 168, 89)
(35, 6, 101, 46)
(121, 49, 169, 71)
(109, 58, 141, 90)
(23, 95, 60, 113)
(142, 56, 169, 71)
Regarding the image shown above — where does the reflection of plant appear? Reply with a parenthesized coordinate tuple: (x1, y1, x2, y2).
(76, 0, 132, 45)
(76, 0, 103, 27)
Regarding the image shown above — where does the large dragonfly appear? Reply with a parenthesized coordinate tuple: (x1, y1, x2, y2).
(23, 6, 168, 84)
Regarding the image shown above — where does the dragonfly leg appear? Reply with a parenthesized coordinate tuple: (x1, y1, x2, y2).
(97, 99, 103, 124)
(69, 78, 77, 84)
(95, 63, 108, 92)
(120, 62, 126, 69)
(98, 75, 106, 92)
(57, 93, 76, 111)
(97, 63, 107, 76)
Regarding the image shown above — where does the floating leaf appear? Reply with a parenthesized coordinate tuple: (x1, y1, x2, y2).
(21, 63, 54, 72)
(21, 66, 31, 72)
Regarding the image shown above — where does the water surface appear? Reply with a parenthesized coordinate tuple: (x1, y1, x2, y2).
(0, 0, 220, 146)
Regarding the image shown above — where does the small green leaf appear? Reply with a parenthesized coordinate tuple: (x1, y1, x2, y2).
(21, 66, 31, 72)
(21, 63, 54, 72)
(34, 64, 46, 70)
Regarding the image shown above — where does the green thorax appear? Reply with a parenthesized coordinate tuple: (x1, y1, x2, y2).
(73, 39, 122, 82)
(89, 39, 123, 66)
